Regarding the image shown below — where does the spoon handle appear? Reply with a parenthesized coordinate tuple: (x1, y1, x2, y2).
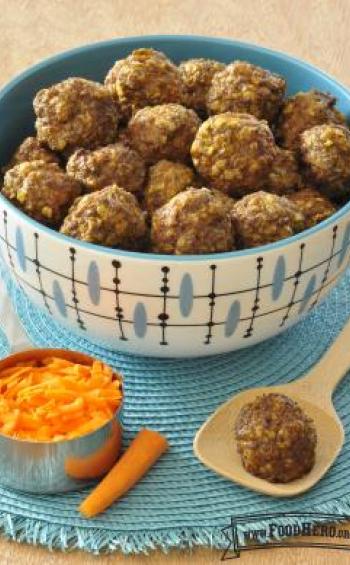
(297, 317, 350, 401)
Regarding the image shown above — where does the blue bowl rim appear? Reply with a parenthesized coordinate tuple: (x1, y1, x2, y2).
(1, 34, 350, 263)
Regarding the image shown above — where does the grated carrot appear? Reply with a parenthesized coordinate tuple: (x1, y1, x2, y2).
(0, 357, 122, 442)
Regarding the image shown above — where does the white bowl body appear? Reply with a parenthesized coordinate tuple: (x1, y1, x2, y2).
(0, 200, 349, 357)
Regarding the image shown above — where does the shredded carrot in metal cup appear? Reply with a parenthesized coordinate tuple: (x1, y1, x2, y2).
(0, 357, 122, 441)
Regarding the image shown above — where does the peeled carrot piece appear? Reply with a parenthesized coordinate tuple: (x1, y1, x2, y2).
(79, 428, 168, 518)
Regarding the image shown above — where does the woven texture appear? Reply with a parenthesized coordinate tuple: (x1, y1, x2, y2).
(1, 262, 350, 554)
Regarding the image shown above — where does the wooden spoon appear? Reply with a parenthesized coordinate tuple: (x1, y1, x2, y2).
(193, 319, 350, 497)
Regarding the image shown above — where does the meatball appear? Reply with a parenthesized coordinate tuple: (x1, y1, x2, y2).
(4, 136, 59, 172)
(232, 191, 305, 248)
(235, 393, 317, 483)
(66, 143, 146, 194)
(265, 148, 301, 195)
(126, 104, 201, 164)
(105, 48, 183, 120)
(288, 187, 336, 229)
(208, 189, 237, 213)
(276, 90, 346, 150)
(34, 78, 119, 153)
(207, 61, 285, 123)
(191, 112, 277, 196)
(179, 58, 225, 113)
(60, 185, 146, 249)
(144, 160, 195, 213)
(2, 160, 81, 227)
(300, 124, 350, 196)
(151, 187, 235, 254)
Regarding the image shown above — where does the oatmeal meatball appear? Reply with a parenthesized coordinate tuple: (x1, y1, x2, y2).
(60, 185, 146, 249)
(276, 90, 346, 150)
(105, 48, 183, 119)
(151, 187, 235, 254)
(144, 160, 195, 213)
(235, 393, 317, 483)
(209, 189, 237, 213)
(300, 124, 350, 195)
(34, 78, 119, 153)
(191, 112, 277, 195)
(4, 136, 59, 171)
(2, 160, 81, 226)
(67, 143, 146, 194)
(126, 104, 201, 164)
(207, 61, 285, 123)
(265, 148, 301, 195)
(232, 191, 305, 248)
(288, 187, 336, 229)
(179, 58, 225, 113)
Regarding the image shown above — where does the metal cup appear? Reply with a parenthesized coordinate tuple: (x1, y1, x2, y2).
(0, 348, 123, 493)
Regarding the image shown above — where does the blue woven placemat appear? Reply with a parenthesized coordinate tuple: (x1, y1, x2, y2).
(1, 261, 350, 555)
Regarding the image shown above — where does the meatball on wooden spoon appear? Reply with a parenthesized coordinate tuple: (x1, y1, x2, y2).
(194, 318, 350, 496)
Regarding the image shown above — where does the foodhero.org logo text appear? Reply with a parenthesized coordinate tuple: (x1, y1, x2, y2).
(221, 512, 350, 559)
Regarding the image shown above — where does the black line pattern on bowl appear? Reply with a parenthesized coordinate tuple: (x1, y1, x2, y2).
(69, 247, 85, 330)
(244, 257, 263, 338)
(309, 225, 338, 311)
(280, 243, 305, 327)
(204, 265, 217, 345)
(33, 233, 51, 314)
(159, 266, 170, 346)
(0, 217, 349, 341)
(0, 233, 346, 299)
(9, 266, 344, 327)
(112, 259, 127, 341)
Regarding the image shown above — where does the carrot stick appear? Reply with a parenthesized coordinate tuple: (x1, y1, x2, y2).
(79, 428, 168, 518)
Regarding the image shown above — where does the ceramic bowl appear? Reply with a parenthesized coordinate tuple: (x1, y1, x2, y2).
(0, 35, 350, 358)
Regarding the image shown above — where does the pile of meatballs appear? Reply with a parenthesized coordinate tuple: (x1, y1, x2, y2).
(1, 48, 350, 254)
